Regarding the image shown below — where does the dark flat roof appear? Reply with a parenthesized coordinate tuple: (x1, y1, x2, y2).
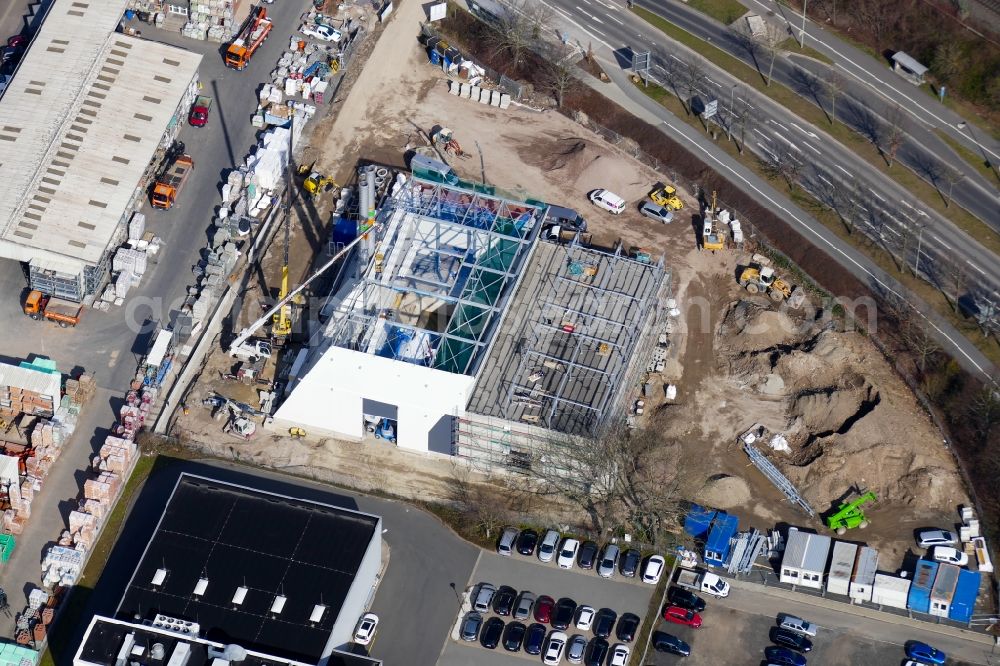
(78, 617, 381, 666)
(117, 475, 379, 663)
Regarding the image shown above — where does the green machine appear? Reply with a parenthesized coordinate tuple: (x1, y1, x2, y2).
(826, 491, 877, 535)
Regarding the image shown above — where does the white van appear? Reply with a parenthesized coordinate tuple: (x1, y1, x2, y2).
(588, 189, 626, 214)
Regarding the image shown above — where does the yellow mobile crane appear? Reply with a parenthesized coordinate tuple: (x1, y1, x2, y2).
(272, 215, 292, 340)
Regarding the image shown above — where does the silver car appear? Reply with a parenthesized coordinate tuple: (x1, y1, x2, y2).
(513, 591, 536, 621)
(917, 529, 957, 549)
(538, 529, 560, 563)
(566, 634, 587, 664)
(597, 544, 620, 578)
(639, 201, 674, 223)
(473, 583, 496, 613)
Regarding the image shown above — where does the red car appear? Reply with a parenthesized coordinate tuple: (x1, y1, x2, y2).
(534, 595, 555, 624)
(662, 605, 702, 628)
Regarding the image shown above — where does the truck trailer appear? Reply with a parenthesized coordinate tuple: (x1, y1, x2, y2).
(225, 6, 272, 70)
(151, 154, 194, 210)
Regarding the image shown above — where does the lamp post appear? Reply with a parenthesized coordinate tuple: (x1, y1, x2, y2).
(800, 0, 809, 49)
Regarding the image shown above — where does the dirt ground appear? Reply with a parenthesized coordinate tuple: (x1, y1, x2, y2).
(172, 0, 972, 570)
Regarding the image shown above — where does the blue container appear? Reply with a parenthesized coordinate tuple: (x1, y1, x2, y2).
(704, 513, 739, 567)
(429, 48, 441, 65)
(948, 569, 980, 623)
(684, 504, 716, 540)
(907, 559, 939, 613)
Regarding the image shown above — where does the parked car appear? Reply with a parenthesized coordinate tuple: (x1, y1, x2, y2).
(588, 188, 626, 214)
(620, 549, 641, 577)
(535, 595, 556, 624)
(593, 608, 617, 638)
(764, 646, 807, 666)
(771, 627, 813, 653)
(916, 529, 957, 549)
(353, 613, 378, 645)
(514, 591, 536, 621)
(931, 545, 969, 566)
(552, 597, 578, 630)
(473, 583, 496, 613)
(525, 623, 547, 655)
(302, 24, 342, 42)
(539, 529, 561, 563)
(578, 540, 599, 569)
(498, 527, 518, 556)
(6, 35, 26, 50)
(493, 585, 517, 616)
(616, 613, 640, 642)
(558, 537, 580, 569)
(639, 200, 674, 223)
(481, 617, 504, 649)
(609, 643, 630, 666)
(566, 633, 587, 663)
(778, 615, 817, 637)
(652, 631, 691, 656)
(597, 543, 620, 578)
(903, 661, 930, 666)
(544, 631, 568, 665)
(667, 587, 706, 612)
(460, 612, 483, 642)
(585, 637, 610, 666)
(642, 555, 666, 584)
(502, 621, 527, 651)
(663, 605, 702, 628)
(905, 641, 946, 665)
(576, 605, 596, 631)
(517, 528, 539, 555)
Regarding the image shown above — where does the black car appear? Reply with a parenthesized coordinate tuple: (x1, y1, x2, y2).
(764, 646, 806, 666)
(525, 622, 547, 655)
(517, 528, 539, 555)
(652, 631, 691, 657)
(593, 607, 617, 639)
(481, 617, 504, 649)
(578, 540, 599, 569)
(771, 627, 813, 653)
(620, 548, 641, 577)
(585, 637, 610, 666)
(493, 585, 517, 616)
(552, 597, 577, 630)
(616, 612, 640, 642)
(667, 586, 707, 612)
(502, 621, 527, 651)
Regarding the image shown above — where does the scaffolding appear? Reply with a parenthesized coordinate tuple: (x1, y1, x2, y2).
(322, 178, 543, 376)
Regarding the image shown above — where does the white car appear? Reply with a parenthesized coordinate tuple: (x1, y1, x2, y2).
(302, 24, 342, 42)
(538, 529, 560, 563)
(904, 661, 930, 666)
(917, 529, 957, 549)
(931, 546, 969, 566)
(353, 612, 378, 645)
(609, 643, 630, 666)
(557, 538, 580, 569)
(642, 554, 665, 584)
(575, 605, 595, 631)
(543, 631, 567, 665)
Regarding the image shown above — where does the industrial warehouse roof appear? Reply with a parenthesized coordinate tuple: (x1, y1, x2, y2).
(117, 475, 380, 663)
(0, 0, 201, 269)
(467, 238, 667, 435)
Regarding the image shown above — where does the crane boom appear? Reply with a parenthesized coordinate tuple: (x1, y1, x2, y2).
(228, 224, 377, 353)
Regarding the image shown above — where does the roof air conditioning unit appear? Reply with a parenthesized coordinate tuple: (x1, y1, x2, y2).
(150, 644, 166, 660)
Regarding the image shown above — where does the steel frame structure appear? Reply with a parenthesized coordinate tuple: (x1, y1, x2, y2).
(324, 178, 542, 376)
(503, 242, 666, 435)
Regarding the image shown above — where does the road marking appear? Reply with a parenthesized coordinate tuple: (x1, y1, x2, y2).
(868, 188, 886, 202)
(608, 13, 624, 24)
(817, 173, 833, 185)
(804, 142, 821, 155)
(591, 15, 604, 23)
(790, 122, 819, 140)
(753, 128, 771, 140)
(899, 199, 914, 210)
(931, 235, 952, 250)
(834, 164, 853, 177)
(967, 261, 987, 275)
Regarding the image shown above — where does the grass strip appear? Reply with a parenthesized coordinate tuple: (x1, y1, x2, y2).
(684, 0, 749, 24)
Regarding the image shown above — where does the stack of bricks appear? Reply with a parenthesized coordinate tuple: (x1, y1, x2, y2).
(92, 436, 137, 474)
(68, 510, 98, 550)
(63, 374, 95, 406)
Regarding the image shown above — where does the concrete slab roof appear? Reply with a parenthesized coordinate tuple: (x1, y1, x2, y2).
(0, 0, 201, 268)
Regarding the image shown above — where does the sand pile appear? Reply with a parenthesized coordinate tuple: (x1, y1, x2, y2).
(695, 474, 752, 508)
(538, 138, 602, 177)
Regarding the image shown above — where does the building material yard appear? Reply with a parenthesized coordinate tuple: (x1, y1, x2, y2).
(171, 0, 973, 585)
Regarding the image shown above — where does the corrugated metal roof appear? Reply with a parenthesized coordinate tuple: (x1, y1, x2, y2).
(828, 541, 857, 581)
(0, 362, 61, 398)
(782, 528, 832, 573)
(891, 52, 928, 76)
(851, 546, 878, 585)
(0, 0, 202, 267)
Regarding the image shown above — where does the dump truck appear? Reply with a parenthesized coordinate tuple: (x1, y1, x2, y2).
(23, 291, 82, 328)
(676, 569, 731, 598)
(225, 6, 272, 70)
(151, 153, 194, 210)
(188, 95, 213, 127)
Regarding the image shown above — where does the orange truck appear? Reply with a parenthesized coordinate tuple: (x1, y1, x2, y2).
(151, 154, 194, 210)
(225, 6, 273, 70)
(24, 291, 82, 328)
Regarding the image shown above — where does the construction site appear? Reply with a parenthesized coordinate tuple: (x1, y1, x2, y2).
(169, 0, 977, 580)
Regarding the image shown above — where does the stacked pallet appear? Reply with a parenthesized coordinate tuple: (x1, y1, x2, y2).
(68, 510, 98, 550)
(0, 363, 61, 419)
(41, 545, 84, 587)
(92, 436, 138, 474)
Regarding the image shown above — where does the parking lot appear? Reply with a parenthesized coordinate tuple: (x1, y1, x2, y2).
(439, 545, 656, 665)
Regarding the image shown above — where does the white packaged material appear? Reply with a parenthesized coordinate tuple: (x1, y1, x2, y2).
(128, 212, 146, 240)
(112, 248, 148, 274)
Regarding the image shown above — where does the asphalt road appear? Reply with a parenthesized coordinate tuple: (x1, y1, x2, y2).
(539, 0, 1000, 313)
(645, 579, 988, 665)
(52, 458, 481, 666)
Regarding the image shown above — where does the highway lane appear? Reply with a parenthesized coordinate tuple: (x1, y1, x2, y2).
(540, 0, 1000, 304)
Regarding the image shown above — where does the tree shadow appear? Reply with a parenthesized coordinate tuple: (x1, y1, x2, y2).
(788, 66, 830, 123)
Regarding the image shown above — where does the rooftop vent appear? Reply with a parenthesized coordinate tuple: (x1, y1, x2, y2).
(232, 586, 248, 605)
(270, 595, 287, 614)
(193, 578, 209, 596)
(310, 604, 326, 622)
(151, 568, 167, 586)
(150, 644, 166, 660)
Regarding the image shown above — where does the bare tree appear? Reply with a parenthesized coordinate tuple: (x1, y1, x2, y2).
(762, 141, 803, 190)
(729, 27, 764, 79)
(760, 31, 783, 87)
(968, 383, 1000, 446)
(904, 320, 942, 376)
(680, 57, 707, 115)
(489, 0, 553, 73)
(539, 43, 580, 108)
(931, 42, 964, 84)
(941, 165, 965, 208)
(824, 70, 845, 125)
(856, 0, 896, 51)
(881, 104, 905, 169)
(734, 95, 755, 155)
